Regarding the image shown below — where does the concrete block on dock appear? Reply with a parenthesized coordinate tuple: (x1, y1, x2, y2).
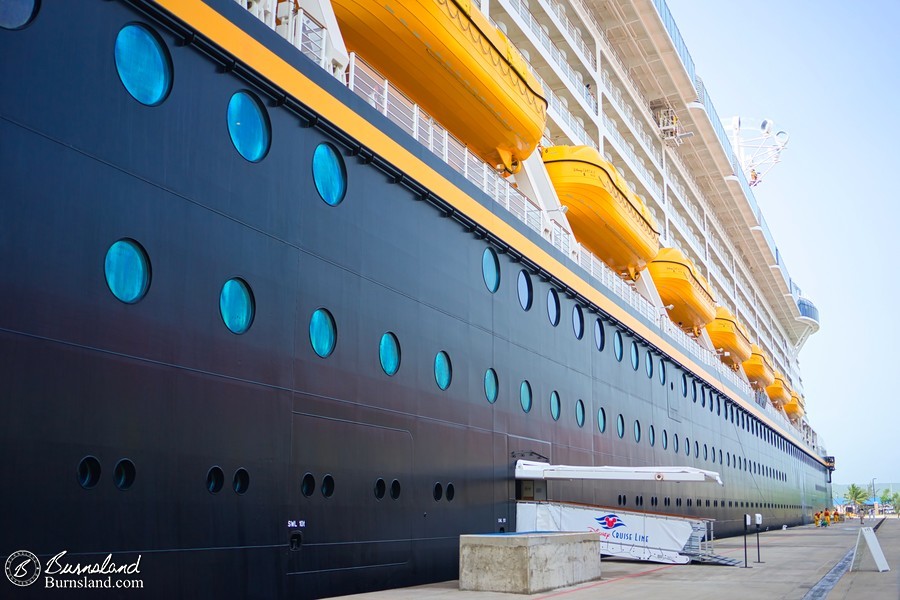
(459, 532, 602, 594)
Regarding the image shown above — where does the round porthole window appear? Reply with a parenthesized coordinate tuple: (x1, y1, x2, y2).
(220, 278, 255, 334)
(227, 90, 271, 162)
(105, 238, 151, 304)
(114, 23, 173, 106)
(313, 142, 347, 206)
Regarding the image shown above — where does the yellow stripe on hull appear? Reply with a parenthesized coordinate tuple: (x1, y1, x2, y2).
(766, 372, 791, 409)
(648, 248, 716, 333)
(332, 0, 546, 173)
(706, 307, 752, 368)
(742, 344, 775, 390)
(541, 145, 659, 280)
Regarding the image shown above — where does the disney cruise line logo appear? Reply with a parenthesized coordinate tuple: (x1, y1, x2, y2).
(595, 514, 627, 530)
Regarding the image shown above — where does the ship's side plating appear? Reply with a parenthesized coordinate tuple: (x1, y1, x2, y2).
(0, 0, 830, 597)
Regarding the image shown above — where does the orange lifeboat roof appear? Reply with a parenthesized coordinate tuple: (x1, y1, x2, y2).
(647, 248, 716, 333)
(332, 0, 546, 173)
(742, 344, 775, 390)
(541, 145, 659, 280)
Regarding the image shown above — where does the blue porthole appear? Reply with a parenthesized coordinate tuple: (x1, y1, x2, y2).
(673, 434, 679, 453)
(659, 359, 666, 385)
(633, 420, 641, 443)
(662, 429, 668, 450)
(594, 319, 605, 351)
(104, 239, 150, 304)
(630, 341, 639, 371)
(309, 308, 336, 357)
(613, 330, 623, 362)
(520, 380, 532, 413)
(114, 24, 172, 106)
(597, 407, 606, 433)
(379, 332, 401, 376)
(227, 91, 271, 162)
(575, 399, 585, 427)
(681, 373, 688, 397)
(482, 248, 500, 293)
(547, 289, 560, 326)
(616, 414, 625, 439)
(484, 368, 498, 403)
(646, 353, 653, 378)
(649, 425, 655, 447)
(550, 391, 561, 421)
(220, 278, 255, 334)
(1, 0, 39, 30)
(434, 351, 452, 390)
(313, 142, 347, 206)
(685, 437, 691, 456)
(517, 270, 533, 311)
(572, 305, 584, 339)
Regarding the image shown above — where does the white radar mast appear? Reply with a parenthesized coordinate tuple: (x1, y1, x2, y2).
(729, 117, 788, 187)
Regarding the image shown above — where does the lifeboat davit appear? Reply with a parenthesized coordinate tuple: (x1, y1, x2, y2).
(765, 372, 791, 409)
(742, 344, 775, 390)
(783, 391, 805, 421)
(705, 307, 752, 369)
(331, 0, 547, 173)
(647, 248, 716, 334)
(541, 145, 660, 280)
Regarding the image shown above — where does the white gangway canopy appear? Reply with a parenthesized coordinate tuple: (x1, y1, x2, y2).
(515, 460, 723, 485)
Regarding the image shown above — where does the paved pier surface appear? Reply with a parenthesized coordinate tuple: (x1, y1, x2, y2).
(338, 518, 899, 600)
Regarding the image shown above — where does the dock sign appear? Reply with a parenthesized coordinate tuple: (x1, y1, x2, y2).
(851, 527, 890, 573)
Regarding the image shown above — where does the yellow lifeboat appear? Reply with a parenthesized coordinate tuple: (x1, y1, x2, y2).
(541, 145, 660, 280)
(331, 0, 547, 173)
(783, 391, 805, 421)
(647, 248, 716, 334)
(765, 372, 791, 409)
(742, 344, 775, 390)
(705, 307, 752, 369)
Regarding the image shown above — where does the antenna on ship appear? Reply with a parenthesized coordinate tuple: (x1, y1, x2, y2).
(730, 116, 788, 187)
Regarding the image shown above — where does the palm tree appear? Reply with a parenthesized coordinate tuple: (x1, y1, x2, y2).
(891, 491, 900, 514)
(844, 484, 867, 512)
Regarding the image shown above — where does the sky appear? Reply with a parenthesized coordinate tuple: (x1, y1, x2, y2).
(664, 0, 900, 487)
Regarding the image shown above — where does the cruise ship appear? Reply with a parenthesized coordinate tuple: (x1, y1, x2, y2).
(0, 0, 832, 597)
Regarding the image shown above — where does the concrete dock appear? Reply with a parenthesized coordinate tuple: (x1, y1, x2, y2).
(338, 518, 899, 600)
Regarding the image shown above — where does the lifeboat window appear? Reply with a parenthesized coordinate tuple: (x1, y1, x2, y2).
(517, 270, 533, 311)
(484, 368, 499, 404)
(434, 350, 452, 390)
(575, 399, 585, 427)
(648, 425, 655, 447)
(114, 459, 136, 491)
(597, 407, 606, 433)
(613, 331, 623, 362)
(673, 434, 679, 453)
(572, 305, 584, 339)
(659, 360, 666, 385)
(104, 238, 151, 304)
(550, 391, 561, 421)
(662, 429, 668, 450)
(594, 319, 605, 351)
(547, 289, 560, 326)
(312, 142, 347, 206)
(309, 308, 336, 357)
(233, 468, 250, 495)
(220, 278, 255, 335)
(227, 91, 271, 162)
(630, 341, 639, 371)
(114, 24, 173, 106)
(482, 248, 500, 293)
(520, 381, 533, 413)
(645, 353, 653, 378)
(616, 414, 624, 439)
(681, 373, 688, 398)
(633, 420, 641, 443)
(379, 332, 401, 376)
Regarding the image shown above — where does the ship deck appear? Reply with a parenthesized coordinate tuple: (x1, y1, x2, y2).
(339, 517, 899, 600)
